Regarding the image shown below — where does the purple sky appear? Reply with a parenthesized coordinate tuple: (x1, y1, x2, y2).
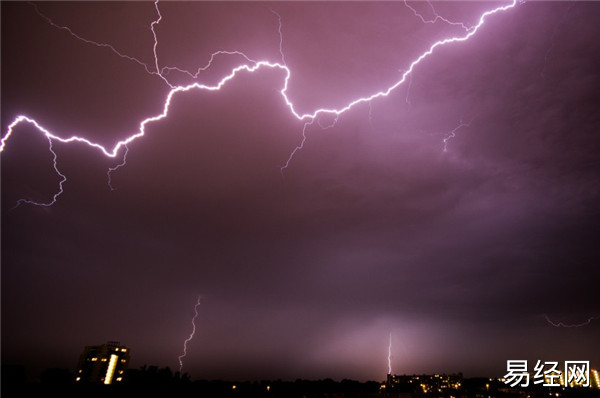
(2, 1, 599, 381)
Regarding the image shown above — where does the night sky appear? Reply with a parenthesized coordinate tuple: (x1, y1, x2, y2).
(2, 1, 599, 382)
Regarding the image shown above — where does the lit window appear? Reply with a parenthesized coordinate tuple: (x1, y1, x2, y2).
(76, 377, 81, 382)
(104, 354, 118, 385)
(91, 357, 98, 361)
(116, 377, 123, 382)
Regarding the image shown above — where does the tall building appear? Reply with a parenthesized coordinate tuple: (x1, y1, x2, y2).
(75, 341, 130, 384)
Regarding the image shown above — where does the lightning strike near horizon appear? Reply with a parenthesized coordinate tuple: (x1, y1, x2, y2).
(387, 333, 393, 375)
(178, 296, 202, 373)
(1, 0, 519, 207)
(543, 314, 600, 328)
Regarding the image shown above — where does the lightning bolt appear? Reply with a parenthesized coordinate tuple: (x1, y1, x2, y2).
(107, 145, 129, 191)
(388, 333, 393, 375)
(150, 0, 259, 85)
(1, 0, 519, 207)
(29, 1, 258, 87)
(10, 135, 67, 209)
(442, 117, 475, 153)
(280, 119, 314, 175)
(149, 0, 174, 88)
(404, 0, 473, 33)
(269, 8, 287, 66)
(29, 2, 158, 78)
(543, 314, 600, 328)
(178, 296, 202, 373)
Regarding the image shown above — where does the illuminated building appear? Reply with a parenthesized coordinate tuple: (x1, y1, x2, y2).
(558, 368, 600, 389)
(537, 367, 600, 389)
(75, 341, 130, 384)
(386, 373, 462, 394)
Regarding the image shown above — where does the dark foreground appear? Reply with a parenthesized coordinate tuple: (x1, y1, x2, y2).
(2, 365, 599, 398)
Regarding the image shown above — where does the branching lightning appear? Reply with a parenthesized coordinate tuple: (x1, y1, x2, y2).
(178, 296, 202, 373)
(29, 2, 159, 78)
(29, 0, 258, 87)
(151, 0, 259, 85)
(149, 0, 172, 88)
(107, 145, 129, 191)
(404, 0, 473, 33)
(442, 117, 475, 152)
(270, 8, 287, 66)
(11, 135, 67, 209)
(543, 314, 600, 328)
(281, 119, 314, 175)
(1, 0, 518, 207)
